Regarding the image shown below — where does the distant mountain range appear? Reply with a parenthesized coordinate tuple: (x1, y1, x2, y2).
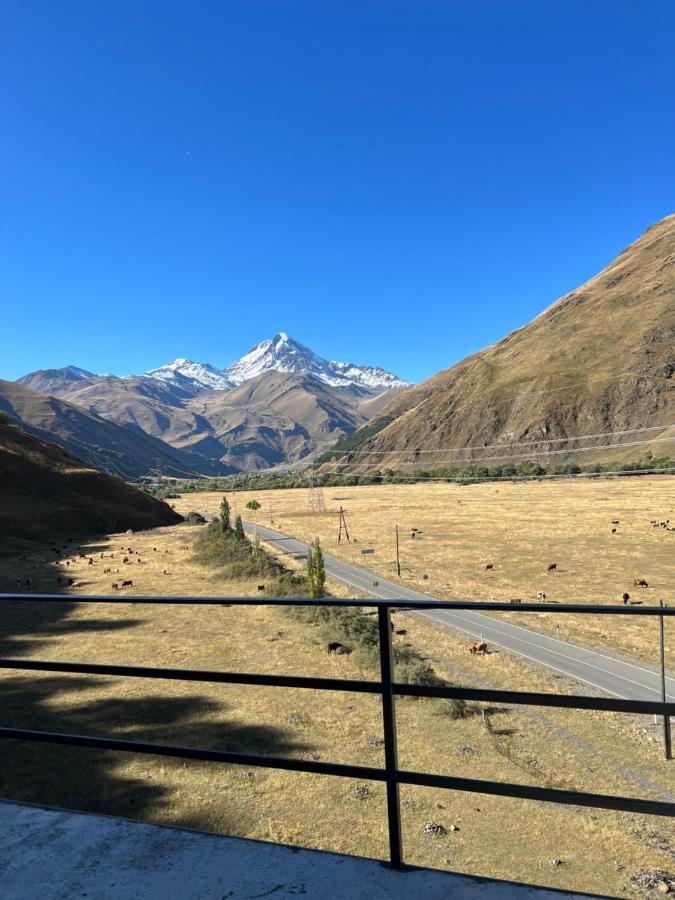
(10, 334, 408, 476)
(328, 214, 675, 472)
(20, 333, 408, 398)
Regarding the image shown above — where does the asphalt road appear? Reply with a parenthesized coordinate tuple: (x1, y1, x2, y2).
(245, 521, 674, 703)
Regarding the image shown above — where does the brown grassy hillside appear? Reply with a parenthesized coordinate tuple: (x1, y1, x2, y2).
(334, 215, 675, 472)
(0, 416, 182, 542)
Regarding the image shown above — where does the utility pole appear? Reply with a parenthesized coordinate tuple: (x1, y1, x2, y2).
(395, 524, 401, 578)
(659, 600, 672, 760)
(338, 506, 350, 544)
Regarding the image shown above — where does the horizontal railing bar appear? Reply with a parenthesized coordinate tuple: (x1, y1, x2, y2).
(0, 594, 672, 615)
(0, 658, 671, 715)
(393, 683, 675, 716)
(1, 725, 672, 819)
(0, 726, 387, 781)
(396, 770, 675, 818)
(0, 658, 381, 695)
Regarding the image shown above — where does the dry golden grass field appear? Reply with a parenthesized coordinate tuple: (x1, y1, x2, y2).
(184, 477, 675, 664)
(0, 502, 673, 897)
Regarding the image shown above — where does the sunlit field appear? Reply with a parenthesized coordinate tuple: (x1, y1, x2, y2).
(0, 487, 673, 897)
(178, 477, 675, 664)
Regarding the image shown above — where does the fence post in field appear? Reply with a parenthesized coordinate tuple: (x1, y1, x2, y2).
(378, 604, 403, 868)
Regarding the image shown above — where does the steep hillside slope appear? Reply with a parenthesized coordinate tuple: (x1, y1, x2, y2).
(0, 416, 182, 541)
(333, 215, 675, 472)
(184, 371, 388, 469)
(0, 380, 227, 479)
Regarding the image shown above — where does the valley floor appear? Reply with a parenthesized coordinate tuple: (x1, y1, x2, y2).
(194, 477, 675, 665)
(0, 495, 673, 897)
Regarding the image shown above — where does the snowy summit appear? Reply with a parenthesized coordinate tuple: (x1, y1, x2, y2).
(145, 358, 235, 392)
(223, 333, 408, 390)
(143, 334, 408, 394)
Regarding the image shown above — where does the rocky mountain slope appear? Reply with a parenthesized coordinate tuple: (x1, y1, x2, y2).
(59, 370, 389, 471)
(18, 365, 95, 395)
(0, 380, 227, 479)
(13, 335, 407, 474)
(0, 414, 182, 541)
(330, 215, 675, 472)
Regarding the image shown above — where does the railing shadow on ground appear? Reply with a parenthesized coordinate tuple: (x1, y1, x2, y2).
(0, 593, 672, 869)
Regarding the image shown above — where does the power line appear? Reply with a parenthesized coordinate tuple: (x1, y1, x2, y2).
(331, 423, 675, 457)
(322, 435, 675, 471)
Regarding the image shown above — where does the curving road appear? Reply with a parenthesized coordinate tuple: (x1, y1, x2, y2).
(244, 521, 674, 703)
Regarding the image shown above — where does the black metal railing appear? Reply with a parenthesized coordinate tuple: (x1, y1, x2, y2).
(0, 594, 673, 870)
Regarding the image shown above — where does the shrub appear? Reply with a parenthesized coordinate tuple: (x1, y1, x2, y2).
(246, 500, 261, 510)
(185, 511, 207, 525)
(393, 646, 445, 687)
(432, 697, 471, 720)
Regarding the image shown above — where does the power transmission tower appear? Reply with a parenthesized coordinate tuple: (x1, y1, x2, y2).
(307, 466, 326, 513)
(307, 431, 326, 513)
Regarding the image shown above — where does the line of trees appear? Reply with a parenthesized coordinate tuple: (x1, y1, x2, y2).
(144, 454, 675, 499)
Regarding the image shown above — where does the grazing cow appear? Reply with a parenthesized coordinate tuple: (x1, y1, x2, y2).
(612, 528, 617, 534)
(537, 591, 546, 601)
(622, 593, 630, 605)
(633, 579, 648, 588)
(122, 557, 129, 564)
(88, 558, 94, 566)
(327, 641, 347, 654)
(103, 568, 111, 574)
(121, 580, 133, 588)
(485, 564, 494, 572)
(257, 585, 265, 591)
(510, 598, 522, 604)
(469, 641, 488, 655)
(111, 582, 119, 590)
(547, 563, 557, 572)
(612, 520, 620, 525)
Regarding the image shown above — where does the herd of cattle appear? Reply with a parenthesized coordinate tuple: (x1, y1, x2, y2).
(11, 538, 189, 592)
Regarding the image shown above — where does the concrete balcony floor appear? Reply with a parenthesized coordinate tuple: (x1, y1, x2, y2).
(0, 800, 602, 899)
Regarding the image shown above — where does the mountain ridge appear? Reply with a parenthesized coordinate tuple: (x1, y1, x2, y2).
(326, 214, 675, 472)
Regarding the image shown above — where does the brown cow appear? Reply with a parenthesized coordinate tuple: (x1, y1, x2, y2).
(547, 563, 557, 572)
(485, 564, 494, 572)
(469, 641, 488, 654)
(633, 579, 648, 588)
(510, 598, 522, 604)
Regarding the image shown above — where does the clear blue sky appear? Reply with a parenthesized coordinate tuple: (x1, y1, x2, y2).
(2, 1, 674, 383)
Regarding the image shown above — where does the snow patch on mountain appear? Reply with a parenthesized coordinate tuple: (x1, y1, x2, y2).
(223, 333, 408, 390)
(145, 358, 234, 392)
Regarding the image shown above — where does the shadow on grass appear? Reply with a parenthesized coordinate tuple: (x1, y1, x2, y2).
(0, 537, 309, 833)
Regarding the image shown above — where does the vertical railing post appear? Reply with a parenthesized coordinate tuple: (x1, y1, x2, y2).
(378, 604, 403, 868)
(659, 600, 672, 760)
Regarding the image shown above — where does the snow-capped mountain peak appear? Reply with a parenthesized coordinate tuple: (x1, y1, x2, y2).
(145, 358, 234, 392)
(223, 333, 409, 390)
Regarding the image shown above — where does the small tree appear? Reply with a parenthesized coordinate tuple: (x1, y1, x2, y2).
(219, 496, 232, 534)
(234, 515, 245, 541)
(305, 537, 326, 599)
(246, 499, 261, 510)
(251, 532, 261, 560)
